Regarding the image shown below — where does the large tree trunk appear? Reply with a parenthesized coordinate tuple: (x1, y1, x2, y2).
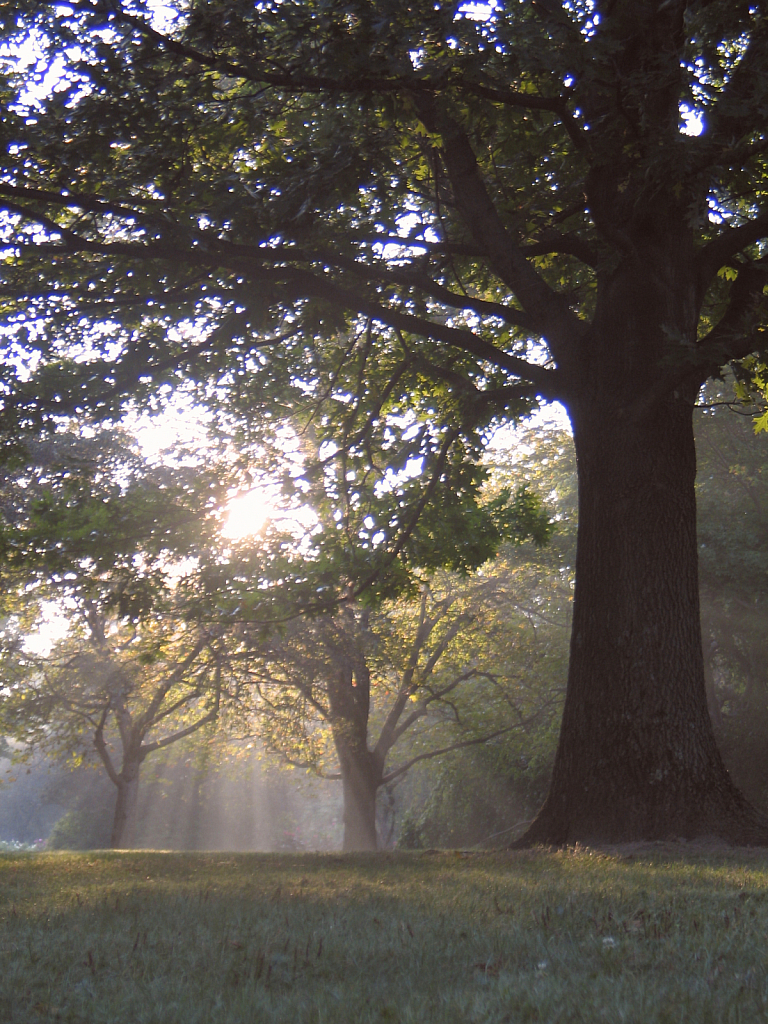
(110, 759, 140, 848)
(338, 747, 380, 852)
(326, 628, 383, 851)
(521, 392, 768, 845)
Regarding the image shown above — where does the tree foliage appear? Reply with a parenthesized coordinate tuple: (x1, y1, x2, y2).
(2, 0, 766, 413)
(0, 0, 637, 609)
(398, 422, 576, 847)
(694, 389, 768, 808)
(0, 429, 254, 846)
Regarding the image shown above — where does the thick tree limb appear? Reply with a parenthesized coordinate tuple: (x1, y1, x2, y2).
(697, 210, 768, 290)
(403, 357, 539, 420)
(279, 267, 560, 394)
(96, 2, 577, 117)
(7, 216, 560, 395)
(696, 264, 768, 366)
(521, 231, 600, 268)
(412, 94, 584, 365)
(93, 706, 121, 786)
(252, 242, 534, 326)
(305, 255, 534, 329)
(463, 81, 586, 150)
(627, 263, 768, 420)
(0, 182, 167, 225)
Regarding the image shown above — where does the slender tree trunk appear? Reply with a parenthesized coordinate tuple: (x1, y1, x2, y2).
(184, 769, 205, 850)
(521, 393, 768, 845)
(111, 759, 140, 848)
(701, 632, 724, 737)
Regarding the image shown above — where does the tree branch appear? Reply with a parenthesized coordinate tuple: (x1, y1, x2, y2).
(9, 225, 561, 396)
(521, 231, 600, 268)
(310, 255, 533, 328)
(149, 685, 205, 724)
(135, 636, 209, 735)
(626, 263, 768, 420)
(140, 663, 222, 754)
(697, 210, 768, 290)
(381, 723, 519, 784)
(389, 668, 483, 750)
(140, 705, 218, 753)
(0, 182, 166, 226)
(696, 263, 768, 365)
(411, 94, 584, 366)
(374, 590, 434, 758)
(348, 427, 459, 602)
(279, 266, 560, 393)
(99, 2, 581, 119)
(93, 705, 120, 787)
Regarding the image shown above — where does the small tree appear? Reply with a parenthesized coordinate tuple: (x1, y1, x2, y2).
(1, 608, 229, 847)
(398, 427, 577, 848)
(0, 429, 245, 847)
(246, 561, 557, 851)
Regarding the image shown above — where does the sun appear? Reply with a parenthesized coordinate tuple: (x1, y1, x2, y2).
(223, 489, 275, 540)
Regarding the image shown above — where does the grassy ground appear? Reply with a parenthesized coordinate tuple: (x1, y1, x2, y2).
(2, 846, 768, 1023)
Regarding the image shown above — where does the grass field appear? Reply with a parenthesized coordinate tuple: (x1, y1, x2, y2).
(2, 845, 768, 1023)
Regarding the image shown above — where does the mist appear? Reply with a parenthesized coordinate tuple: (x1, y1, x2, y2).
(0, 749, 343, 852)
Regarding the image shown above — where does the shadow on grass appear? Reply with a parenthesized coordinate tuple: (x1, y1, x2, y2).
(2, 847, 768, 1023)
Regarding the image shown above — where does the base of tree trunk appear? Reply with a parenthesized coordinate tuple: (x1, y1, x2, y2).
(340, 763, 379, 852)
(516, 395, 768, 851)
(111, 770, 139, 849)
(513, 776, 768, 848)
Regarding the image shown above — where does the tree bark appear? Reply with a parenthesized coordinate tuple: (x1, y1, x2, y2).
(338, 748, 380, 852)
(518, 241, 768, 846)
(520, 391, 768, 845)
(326, 632, 383, 851)
(110, 758, 141, 848)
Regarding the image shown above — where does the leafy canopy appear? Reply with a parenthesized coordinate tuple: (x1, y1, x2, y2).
(1, 0, 768, 600)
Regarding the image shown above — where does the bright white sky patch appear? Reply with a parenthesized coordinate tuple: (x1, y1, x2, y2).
(680, 105, 704, 136)
(146, 0, 180, 33)
(490, 401, 571, 456)
(223, 488, 276, 540)
(130, 392, 212, 464)
(23, 603, 70, 656)
(457, 0, 497, 21)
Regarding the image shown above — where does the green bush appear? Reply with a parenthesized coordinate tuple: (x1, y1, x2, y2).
(46, 807, 112, 850)
(397, 743, 554, 850)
